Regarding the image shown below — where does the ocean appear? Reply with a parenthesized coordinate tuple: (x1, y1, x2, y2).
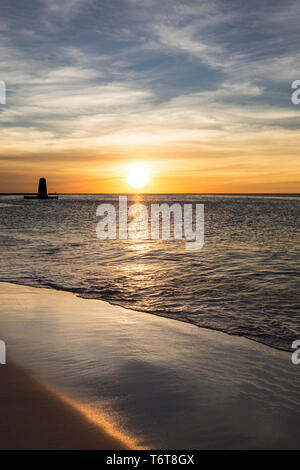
(0, 193, 299, 352)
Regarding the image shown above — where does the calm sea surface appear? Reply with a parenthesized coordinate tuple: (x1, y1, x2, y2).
(0, 194, 299, 351)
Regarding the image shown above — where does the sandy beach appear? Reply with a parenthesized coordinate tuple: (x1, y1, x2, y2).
(0, 362, 130, 450)
(0, 282, 299, 449)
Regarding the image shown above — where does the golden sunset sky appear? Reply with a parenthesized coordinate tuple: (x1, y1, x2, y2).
(0, 0, 300, 193)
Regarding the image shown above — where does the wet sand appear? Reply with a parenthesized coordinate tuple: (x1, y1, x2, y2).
(0, 282, 299, 449)
(0, 362, 130, 450)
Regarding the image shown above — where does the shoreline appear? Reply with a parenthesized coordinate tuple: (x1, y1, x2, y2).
(0, 281, 299, 449)
(0, 279, 290, 353)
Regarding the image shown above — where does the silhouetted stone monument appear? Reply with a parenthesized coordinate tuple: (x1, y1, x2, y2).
(38, 177, 48, 199)
(24, 177, 58, 199)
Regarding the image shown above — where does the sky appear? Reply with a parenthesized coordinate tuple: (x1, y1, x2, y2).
(0, 0, 299, 193)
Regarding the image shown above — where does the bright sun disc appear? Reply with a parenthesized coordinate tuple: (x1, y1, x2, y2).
(126, 165, 149, 188)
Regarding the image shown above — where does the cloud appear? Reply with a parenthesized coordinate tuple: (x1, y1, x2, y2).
(154, 24, 228, 69)
(0, 0, 299, 191)
(40, 0, 87, 23)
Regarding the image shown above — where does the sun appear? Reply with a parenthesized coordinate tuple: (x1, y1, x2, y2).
(126, 164, 150, 188)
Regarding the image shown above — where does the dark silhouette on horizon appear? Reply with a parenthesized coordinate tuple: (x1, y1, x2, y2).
(24, 178, 58, 199)
(38, 177, 48, 199)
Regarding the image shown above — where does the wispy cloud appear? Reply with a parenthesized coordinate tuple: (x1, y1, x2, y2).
(40, 0, 88, 24)
(0, 0, 299, 191)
